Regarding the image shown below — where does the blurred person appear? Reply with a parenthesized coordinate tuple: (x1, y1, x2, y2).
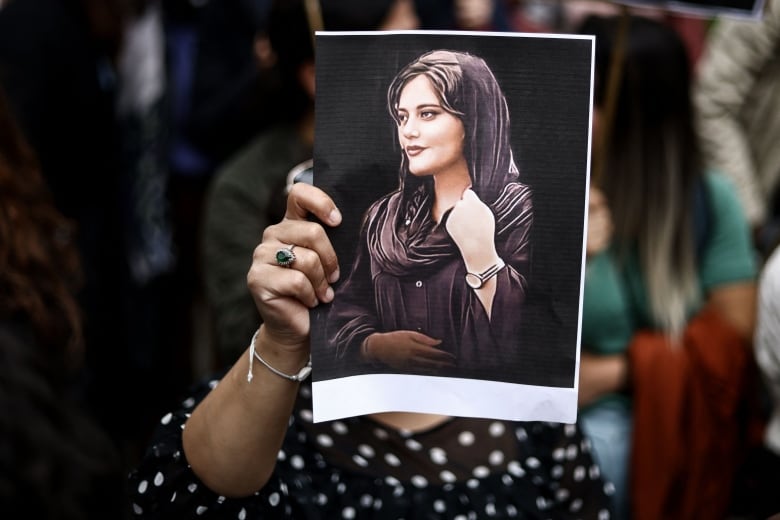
(0, 85, 125, 519)
(186, 0, 279, 168)
(507, 0, 564, 32)
(0, 0, 129, 454)
(128, 182, 614, 519)
(201, 0, 420, 367)
(0, 0, 190, 476)
(325, 49, 532, 379)
(753, 242, 780, 518)
(559, 1, 708, 64)
(577, 14, 758, 520)
(162, 0, 217, 381)
(186, 0, 420, 169)
(693, 0, 780, 259)
(416, 0, 512, 30)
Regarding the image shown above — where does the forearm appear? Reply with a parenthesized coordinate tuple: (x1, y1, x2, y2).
(578, 352, 629, 407)
(706, 281, 756, 342)
(472, 279, 498, 318)
(182, 326, 308, 497)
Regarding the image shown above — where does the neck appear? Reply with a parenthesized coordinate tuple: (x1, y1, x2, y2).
(369, 412, 451, 433)
(432, 159, 471, 222)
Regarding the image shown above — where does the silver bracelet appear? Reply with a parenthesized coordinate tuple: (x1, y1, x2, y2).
(247, 328, 312, 383)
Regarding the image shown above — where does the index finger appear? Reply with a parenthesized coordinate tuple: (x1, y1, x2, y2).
(283, 183, 342, 284)
(286, 183, 342, 226)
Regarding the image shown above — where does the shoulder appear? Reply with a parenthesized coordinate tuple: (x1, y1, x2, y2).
(501, 181, 532, 198)
(211, 125, 306, 194)
(702, 171, 744, 216)
(364, 190, 401, 220)
(492, 181, 533, 216)
(698, 171, 758, 283)
(494, 181, 532, 203)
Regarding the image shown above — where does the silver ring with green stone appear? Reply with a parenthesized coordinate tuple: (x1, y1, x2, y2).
(275, 244, 296, 267)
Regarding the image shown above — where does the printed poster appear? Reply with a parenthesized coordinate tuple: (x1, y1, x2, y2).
(310, 30, 594, 423)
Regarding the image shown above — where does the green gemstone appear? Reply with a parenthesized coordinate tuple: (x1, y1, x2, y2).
(276, 248, 295, 266)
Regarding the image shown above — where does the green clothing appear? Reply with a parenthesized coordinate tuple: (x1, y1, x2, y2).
(202, 124, 311, 365)
(581, 172, 757, 405)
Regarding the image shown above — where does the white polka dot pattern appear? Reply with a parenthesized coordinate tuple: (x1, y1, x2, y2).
(126, 381, 615, 518)
(458, 431, 475, 446)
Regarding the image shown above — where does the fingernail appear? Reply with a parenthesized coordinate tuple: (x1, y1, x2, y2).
(329, 268, 340, 284)
(328, 208, 342, 225)
(324, 286, 334, 302)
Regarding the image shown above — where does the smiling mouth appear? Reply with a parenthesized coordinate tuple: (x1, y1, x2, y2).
(406, 146, 425, 157)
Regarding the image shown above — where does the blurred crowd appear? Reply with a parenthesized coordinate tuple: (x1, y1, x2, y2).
(0, 0, 778, 518)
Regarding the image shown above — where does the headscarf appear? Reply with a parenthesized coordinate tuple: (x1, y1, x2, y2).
(366, 50, 522, 275)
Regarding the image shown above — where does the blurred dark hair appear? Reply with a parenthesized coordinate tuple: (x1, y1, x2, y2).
(578, 14, 702, 337)
(587, 13, 694, 134)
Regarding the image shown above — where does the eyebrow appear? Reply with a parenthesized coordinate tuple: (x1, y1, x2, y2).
(396, 103, 442, 112)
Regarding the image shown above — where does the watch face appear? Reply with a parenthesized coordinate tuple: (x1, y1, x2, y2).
(465, 273, 483, 289)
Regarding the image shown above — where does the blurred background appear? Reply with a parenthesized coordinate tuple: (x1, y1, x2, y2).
(0, 0, 777, 518)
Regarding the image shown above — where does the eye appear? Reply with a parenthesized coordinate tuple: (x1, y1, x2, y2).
(420, 110, 437, 120)
(396, 112, 408, 125)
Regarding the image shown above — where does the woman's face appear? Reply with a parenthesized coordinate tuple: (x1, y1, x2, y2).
(396, 75, 465, 177)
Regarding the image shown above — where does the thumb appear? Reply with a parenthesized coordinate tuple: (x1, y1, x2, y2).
(461, 187, 478, 201)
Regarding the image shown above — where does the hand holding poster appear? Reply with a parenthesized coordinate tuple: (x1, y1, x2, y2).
(310, 31, 595, 423)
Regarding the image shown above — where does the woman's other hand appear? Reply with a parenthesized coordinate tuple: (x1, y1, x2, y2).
(362, 331, 456, 373)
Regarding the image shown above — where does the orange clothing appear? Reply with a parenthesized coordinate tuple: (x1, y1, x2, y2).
(629, 307, 757, 520)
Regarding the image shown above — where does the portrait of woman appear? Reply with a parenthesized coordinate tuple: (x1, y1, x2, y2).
(310, 31, 592, 422)
(323, 49, 533, 381)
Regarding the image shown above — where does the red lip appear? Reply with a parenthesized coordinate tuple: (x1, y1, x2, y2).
(406, 146, 425, 157)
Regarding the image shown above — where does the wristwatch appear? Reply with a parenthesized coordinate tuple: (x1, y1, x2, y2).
(465, 258, 506, 289)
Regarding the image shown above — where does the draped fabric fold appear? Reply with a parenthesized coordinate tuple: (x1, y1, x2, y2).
(629, 307, 758, 520)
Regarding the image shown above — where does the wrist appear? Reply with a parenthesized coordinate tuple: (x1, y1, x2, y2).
(249, 327, 310, 382)
(360, 335, 374, 362)
(465, 257, 505, 290)
(463, 250, 501, 275)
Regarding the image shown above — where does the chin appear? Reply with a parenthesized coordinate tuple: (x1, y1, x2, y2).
(408, 164, 433, 177)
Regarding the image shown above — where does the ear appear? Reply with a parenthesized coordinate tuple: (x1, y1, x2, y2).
(298, 61, 316, 100)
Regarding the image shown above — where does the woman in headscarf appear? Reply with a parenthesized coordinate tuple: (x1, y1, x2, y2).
(327, 50, 533, 380)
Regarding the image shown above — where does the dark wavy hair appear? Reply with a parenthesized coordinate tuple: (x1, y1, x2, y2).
(0, 86, 83, 364)
(0, 85, 123, 519)
(386, 49, 520, 206)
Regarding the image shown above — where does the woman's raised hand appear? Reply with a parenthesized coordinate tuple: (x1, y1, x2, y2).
(445, 188, 499, 272)
(183, 183, 341, 498)
(247, 183, 341, 351)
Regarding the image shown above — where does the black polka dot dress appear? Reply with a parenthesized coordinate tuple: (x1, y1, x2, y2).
(128, 377, 615, 519)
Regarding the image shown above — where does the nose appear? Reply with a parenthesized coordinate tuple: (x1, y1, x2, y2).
(402, 119, 419, 139)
